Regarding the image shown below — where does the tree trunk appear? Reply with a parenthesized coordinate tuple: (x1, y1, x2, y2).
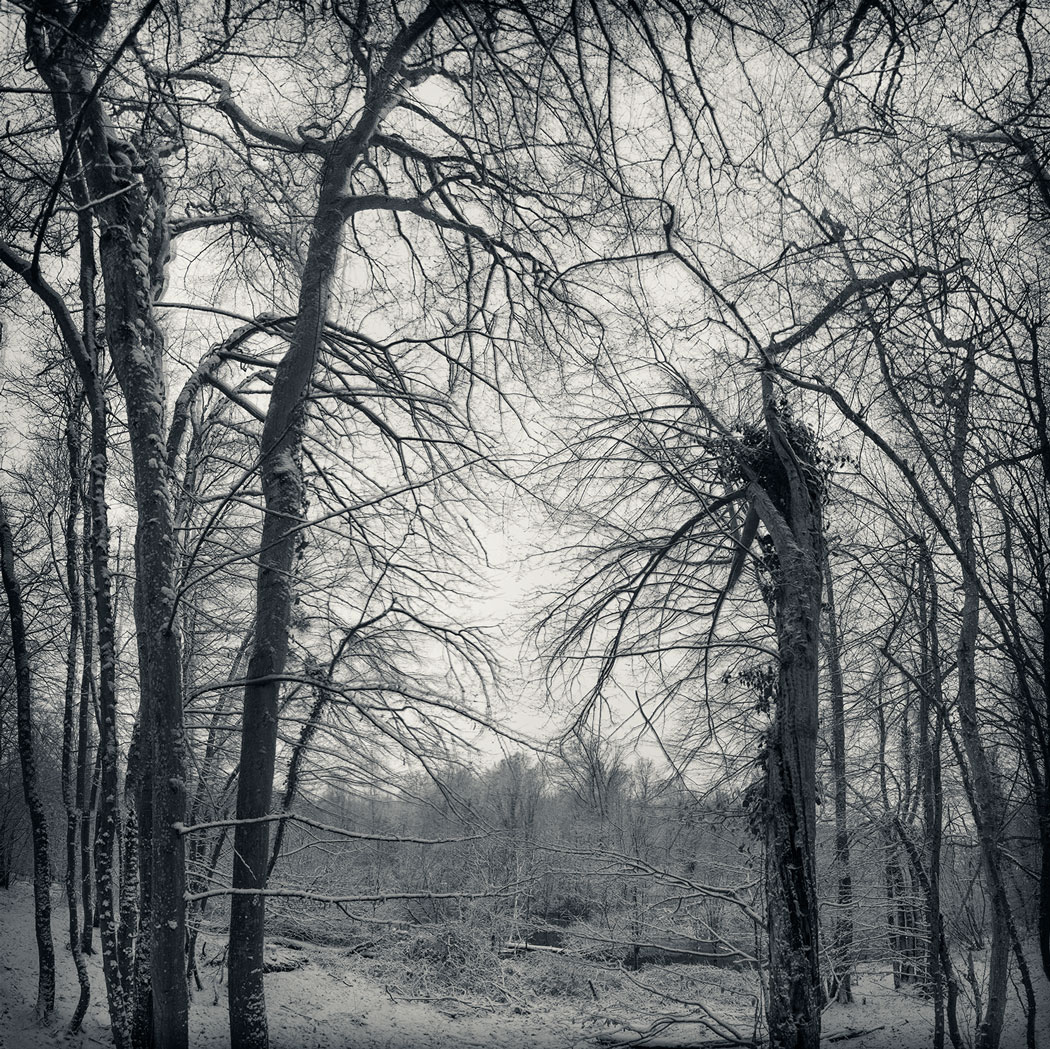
(78, 500, 96, 954)
(24, 9, 189, 1045)
(1039, 790, 1050, 986)
(822, 554, 853, 1004)
(884, 829, 904, 991)
(750, 386, 824, 1049)
(63, 407, 91, 1033)
(0, 496, 55, 1024)
(229, 156, 348, 1049)
(949, 343, 1012, 1049)
(267, 681, 327, 880)
(123, 714, 152, 1049)
(76, 196, 99, 960)
(916, 542, 946, 1049)
(765, 625, 822, 1049)
(893, 816, 964, 1049)
(227, 11, 444, 1046)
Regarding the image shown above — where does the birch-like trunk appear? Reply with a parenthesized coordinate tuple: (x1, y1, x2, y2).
(24, 6, 189, 1043)
(77, 494, 96, 955)
(75, 193, 99, 960)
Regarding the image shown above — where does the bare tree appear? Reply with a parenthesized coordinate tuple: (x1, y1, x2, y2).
(0, 494, 54, 1025)
(2, 4, 192, 1043)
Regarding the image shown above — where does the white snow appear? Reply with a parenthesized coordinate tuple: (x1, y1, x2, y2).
(0, 881, 1045, 1048)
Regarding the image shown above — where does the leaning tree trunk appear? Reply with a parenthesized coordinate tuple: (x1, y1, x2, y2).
(229, 153, 351, 1049)
(227, 10, 444, 1047)
(267, 678, 327, 880)
(0, 496, 55, 1024)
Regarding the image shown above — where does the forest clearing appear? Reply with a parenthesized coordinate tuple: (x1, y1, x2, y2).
(1, 2, 1049, 1048)
(1, 880, 1041, 1048)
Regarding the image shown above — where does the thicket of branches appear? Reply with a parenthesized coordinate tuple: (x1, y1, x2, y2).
(1, 3, 1048, 1049)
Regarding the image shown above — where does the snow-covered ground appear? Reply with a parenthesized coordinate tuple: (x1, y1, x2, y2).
(0, 880, 586, 1049)
(0, 881, 1044, 1047)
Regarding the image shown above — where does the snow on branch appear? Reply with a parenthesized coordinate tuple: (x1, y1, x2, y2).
(185, 884, 526, 905)
(175, 812, 496, 846)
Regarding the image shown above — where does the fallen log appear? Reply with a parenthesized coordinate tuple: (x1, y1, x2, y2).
(500, 940, 566, 956)
(597, 1028, 756, 1048)
(827, 1026, 887, 1043)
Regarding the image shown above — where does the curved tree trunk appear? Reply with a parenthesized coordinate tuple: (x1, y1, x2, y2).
(227, 10, 445, 1046)
(0, 496, 55, 1025)
(227, 166, 347, 1049)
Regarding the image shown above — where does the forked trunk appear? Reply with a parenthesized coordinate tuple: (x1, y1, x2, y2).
(227, 11, 444, 1046)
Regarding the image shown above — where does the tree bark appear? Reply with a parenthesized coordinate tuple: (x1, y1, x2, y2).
(227, 9, 445, 1046)
(0, 495, 55, 1024)
(23, 8, 189, 1045)
(822, 553, 853, 1004)
(75, 174, 100, 960)
(747, 383, 824, 1049)
(227, 154, 347, 1049)
(78, 496, 96, 955)
(949, 342, 1011, 1049)
(123, 715, 152, 1049)
(63, 407, 91, 1033)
